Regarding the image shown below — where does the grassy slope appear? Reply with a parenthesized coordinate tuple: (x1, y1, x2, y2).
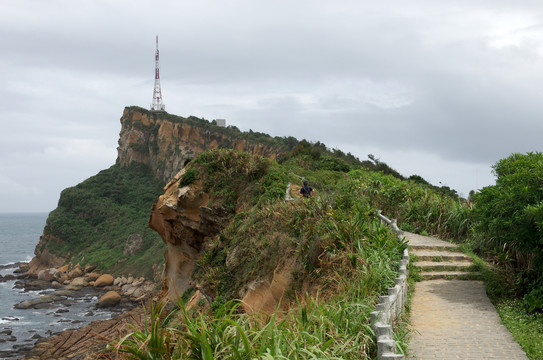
(42, 162, 166, 278)
(114, 149, 408, 359)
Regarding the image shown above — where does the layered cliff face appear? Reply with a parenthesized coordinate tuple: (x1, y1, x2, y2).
(117, 107, 283, 183)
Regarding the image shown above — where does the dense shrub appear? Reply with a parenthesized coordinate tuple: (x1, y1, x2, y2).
(472, 152, 543, 309)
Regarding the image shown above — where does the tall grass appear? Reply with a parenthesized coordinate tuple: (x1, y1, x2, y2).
(114, 300, 177, 359)
(112, 156, 430, 359)
(344, 169, 471, 242)
(113, 205, 405, 359)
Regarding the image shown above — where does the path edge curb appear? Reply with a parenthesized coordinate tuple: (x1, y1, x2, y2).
(371, 211, 409, 360)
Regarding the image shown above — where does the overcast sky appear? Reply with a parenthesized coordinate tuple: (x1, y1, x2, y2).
(2, 0, 543, 213)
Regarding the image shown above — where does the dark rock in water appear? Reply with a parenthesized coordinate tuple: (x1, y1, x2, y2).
(13, 280, 24, 289)
(12, 344, 33, 351)
(0, 274, 17, 282)
(55, 308, 69, 313)
(84, 311, 94, 316)
(1, 335, 17, 342)
(31, 333, 43, 340)
(0, 329, 13, 335)
(14, 295, 57, 309)
(2, 316, 19, 322)
(0, 262, 20, 270)
(33, 302, 56, 310)
(71, 320, 85, 324)
(13, 262, 29, 273)
(57, 319, 72, 323)
(24, 280, 52, 291)
(53, 289, 75, 297)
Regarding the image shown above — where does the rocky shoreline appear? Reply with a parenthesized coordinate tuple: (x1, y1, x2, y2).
(0, 262, 157, 359)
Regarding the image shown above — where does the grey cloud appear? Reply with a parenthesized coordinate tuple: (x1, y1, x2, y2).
(2, 1, 543, 212)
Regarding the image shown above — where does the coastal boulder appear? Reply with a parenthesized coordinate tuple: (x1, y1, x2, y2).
(57, 274, 68, 284)
(14, 295, 56, 310)
(38, 268, 58, 282)
(68, 267, 83, 279)
(84, 264, 97, 273)
(97, 291, 121, 308)
(69, 277, 87, 287)
(94, 274, 114, 287)
(86, 272, 101, 282)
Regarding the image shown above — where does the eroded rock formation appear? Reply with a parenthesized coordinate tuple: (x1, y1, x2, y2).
(149, 164, 298, 315)
(149, 167, 230, 301)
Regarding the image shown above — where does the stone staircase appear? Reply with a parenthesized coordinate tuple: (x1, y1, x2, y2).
(406, 232, 480, 280)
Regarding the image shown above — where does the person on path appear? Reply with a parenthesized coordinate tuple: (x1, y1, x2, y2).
(300, 181, 313, 198)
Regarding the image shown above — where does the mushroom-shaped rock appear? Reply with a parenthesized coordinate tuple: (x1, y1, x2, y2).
(97, 291, 121, 308)
(94, 274, 114, 287)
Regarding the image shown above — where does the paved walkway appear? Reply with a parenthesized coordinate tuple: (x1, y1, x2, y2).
(406, 232, 529, 360)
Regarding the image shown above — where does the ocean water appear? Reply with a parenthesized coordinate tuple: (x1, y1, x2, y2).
(0, 213, 129, 358)
(0, 213, 45, 266)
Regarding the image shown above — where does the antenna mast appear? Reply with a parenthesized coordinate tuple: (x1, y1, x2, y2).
(151, 35, 165, 111)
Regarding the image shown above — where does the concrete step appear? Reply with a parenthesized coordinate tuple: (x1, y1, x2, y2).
(409, 244, 459, 252)
(411, 249, 472, 262)
(405, 232, 458, 250)
(420, 271, 482, 280)
(414, 261, 476, 272)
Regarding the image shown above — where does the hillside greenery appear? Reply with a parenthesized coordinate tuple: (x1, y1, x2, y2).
(42, 106, 445, 280)
(470, 152, 543, 312)
(42, 162, 166, 279)
(39, 104, 543, 357)
(42, 108, 543, 358)
(109, 146, 479, 359)
(114, 149, 410, 359)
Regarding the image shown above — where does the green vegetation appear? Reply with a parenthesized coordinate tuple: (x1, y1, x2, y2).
(470, 152, 543, 311)
(495, 299, 543, 360)
(179, 168, 198, 187)
(44, 105, 543, 358)
(107, 147, 417, 359)
(43, 162, 166, 278)
(194, 149, 276, 212)
(114, 294, 381, 359)
(334, 169, 470, 242)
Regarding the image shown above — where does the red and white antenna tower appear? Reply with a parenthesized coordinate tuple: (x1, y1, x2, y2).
(151, 35, 165, 111)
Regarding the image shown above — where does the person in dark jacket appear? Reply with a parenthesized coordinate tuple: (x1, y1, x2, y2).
(300, 181, 313, 198)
